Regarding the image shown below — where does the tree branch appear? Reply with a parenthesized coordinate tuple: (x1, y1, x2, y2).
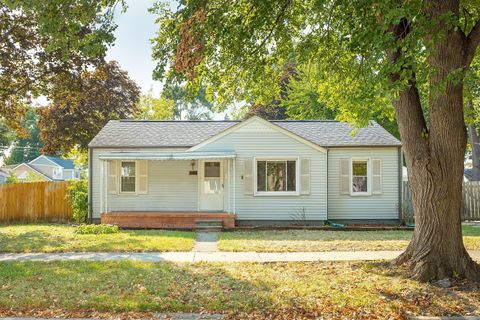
(466, 19, 480, 65)
(250, 0, 291, 56)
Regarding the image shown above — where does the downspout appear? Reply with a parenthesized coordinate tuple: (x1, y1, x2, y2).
(398, 146, 403, 221)
(88, 147, 93, 223)
(326, 147, 329, 222)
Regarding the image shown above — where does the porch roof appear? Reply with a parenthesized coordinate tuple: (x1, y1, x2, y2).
(98, 150, 236, 161)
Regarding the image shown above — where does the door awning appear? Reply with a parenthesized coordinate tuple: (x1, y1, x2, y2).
(98, 150, 236, 161)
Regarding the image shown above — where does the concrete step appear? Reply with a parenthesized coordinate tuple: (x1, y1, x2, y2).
(195, 219, 223, 227)
(195, 225, 222, 232)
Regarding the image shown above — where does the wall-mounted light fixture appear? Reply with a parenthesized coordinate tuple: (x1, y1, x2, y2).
(189, 160, 198, 175)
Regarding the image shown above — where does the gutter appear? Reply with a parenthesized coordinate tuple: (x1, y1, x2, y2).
(88, 147, 93, 223)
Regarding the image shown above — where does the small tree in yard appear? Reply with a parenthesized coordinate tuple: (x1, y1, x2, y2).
(66, 180, 88, 224)
(151, 0, 480, 281)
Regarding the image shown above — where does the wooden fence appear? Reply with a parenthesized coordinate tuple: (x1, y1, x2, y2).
(403, 181, 480, 221)
(0, 181, 73, 223)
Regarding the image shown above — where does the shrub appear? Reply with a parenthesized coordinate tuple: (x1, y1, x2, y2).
(66, 180, 88, 223)
(74, 224, 119, 234)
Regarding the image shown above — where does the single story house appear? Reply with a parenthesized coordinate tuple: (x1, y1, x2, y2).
(7, 155, 80, 181)
(88, 116, 402, 228)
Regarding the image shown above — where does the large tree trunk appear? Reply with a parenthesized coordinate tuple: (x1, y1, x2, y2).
(392, 0, 480, 281)
(467, 101, 480, 181)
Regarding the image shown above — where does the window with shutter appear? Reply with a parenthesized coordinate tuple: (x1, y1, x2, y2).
(372, 159, 382, 195)
(107, 160, 118, 194)
(300, 158, 310, 195)
(339, 159, 350, 195)
(244, 158, 253, 195)
(138, 160, 148, 194)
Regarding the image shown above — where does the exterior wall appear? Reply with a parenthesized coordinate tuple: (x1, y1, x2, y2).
(30, 164, 57, 179)
(30, 156, 56, 166)
(195, 120, 328, 221)
(327, 147, 400, 220)
(63, 169, 74, 180)
(12, 165, 48, 181)
(91, 148, 197, 219)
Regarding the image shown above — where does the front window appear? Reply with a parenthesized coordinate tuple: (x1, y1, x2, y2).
(256, 160, 296, 193)
(352, 160, 368, 193)
(121, 161, 136, 192)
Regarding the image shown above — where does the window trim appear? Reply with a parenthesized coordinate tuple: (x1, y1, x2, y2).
(253, 157, 300, 196)
(119, 160, 138, 195)
(350, 157, 371, 196)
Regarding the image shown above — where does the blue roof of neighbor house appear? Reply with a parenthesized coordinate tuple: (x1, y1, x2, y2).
(44, 156, 75, 169)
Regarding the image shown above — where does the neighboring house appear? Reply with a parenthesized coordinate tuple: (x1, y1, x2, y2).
(7, 155, 80, 182)
(0, 167, 11, 184)
(88, 116, 402, 228)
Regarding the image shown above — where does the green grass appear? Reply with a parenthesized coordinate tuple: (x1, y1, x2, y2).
(218, 226, 480, 252)
(0, 224, 195, 253)
(0, 260, 479, 318)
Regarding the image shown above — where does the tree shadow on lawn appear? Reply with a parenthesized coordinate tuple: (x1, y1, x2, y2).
(3, 260, 479, 319)
(221, 229, 414, 242)
(358, 261, 480, 317)
(0, 230, 70, 253)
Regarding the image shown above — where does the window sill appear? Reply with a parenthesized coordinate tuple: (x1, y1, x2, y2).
(254, 192, 299, 197)
(350, 192, 371, 197)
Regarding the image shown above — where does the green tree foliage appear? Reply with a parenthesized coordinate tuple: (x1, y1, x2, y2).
(3, 108, 43, 165)
(66, 180, 89, 224)
(0, 118, 14, 159)
(38, 61, 141, 154)
(0, 0, 121, 130)
(162, 83, 214, 120)
(135, 89, 175, 120)
(5, 172, 18, 184)
(151, 0, 480, 280)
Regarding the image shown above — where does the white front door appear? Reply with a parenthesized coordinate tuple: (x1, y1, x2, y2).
(199, 160, 224, 211)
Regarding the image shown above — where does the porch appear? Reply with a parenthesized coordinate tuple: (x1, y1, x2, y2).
(101, 211, 236, 229)
(95, 151, 238, 229)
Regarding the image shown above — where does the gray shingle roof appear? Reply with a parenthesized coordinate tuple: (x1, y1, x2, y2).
(88, 119, 401, 148)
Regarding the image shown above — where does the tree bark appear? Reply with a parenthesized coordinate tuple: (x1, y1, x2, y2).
(467, 101, 480, 181)
(391, 0, 480, 281)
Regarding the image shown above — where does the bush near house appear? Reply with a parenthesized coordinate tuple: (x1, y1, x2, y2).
(74, 224, 119, 234)
(66, 180, 88, 223)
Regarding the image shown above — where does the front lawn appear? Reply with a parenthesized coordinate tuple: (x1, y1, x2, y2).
(218, 226, 480, 252)
(0, 224, 195, 253)
(0, 260, 479, 318)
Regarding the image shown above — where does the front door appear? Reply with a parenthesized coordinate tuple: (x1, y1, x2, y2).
(200, 161, 224, 211)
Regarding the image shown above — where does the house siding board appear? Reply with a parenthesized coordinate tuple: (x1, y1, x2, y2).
(63, 170, 74, 180)
(91, 148, 196, 219)
(29, 164, 55, 179)
(30, 157, 58, 167)
(327, 148, 399, 220)
(195, 121, 328, 221)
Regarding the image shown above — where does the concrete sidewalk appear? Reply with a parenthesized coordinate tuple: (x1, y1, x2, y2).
(1, 250, 479, 263)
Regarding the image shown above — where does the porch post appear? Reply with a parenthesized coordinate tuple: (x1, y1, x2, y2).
(104, 160, 108, 214)
(100, 159, 104, 216)
(233, 158, 236, 214)
(227, 158, 231, 214)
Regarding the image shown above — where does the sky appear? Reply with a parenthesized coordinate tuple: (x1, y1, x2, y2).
(106, 0, 163, 96)
(105, 0, 229, 119)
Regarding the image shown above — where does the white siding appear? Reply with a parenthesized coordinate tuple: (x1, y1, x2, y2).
(327, 148, 400, 220)
(63, 169, 74, 180)
(195, 120, 328, 221)
(30, 156, 56, 166)
(91, 148, 198, 219)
